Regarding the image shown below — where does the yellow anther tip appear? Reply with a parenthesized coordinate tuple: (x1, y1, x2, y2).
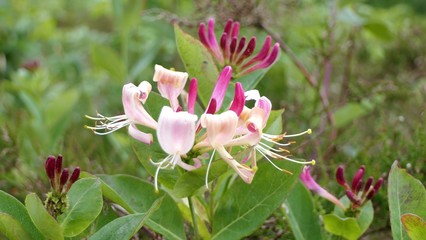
(311, 160, 316, 165)
(307, 129, 312, 134)
(253, 166, 259, 172)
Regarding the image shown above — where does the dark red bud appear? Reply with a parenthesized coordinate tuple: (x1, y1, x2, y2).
(55, 155, 63, 175)
(351, 165, 365, 192)
(206, 98, 217, 114)
(238, 37, 256, 63)
(366, 189, 376, 200)
(69, 167, 80, 184)
(355, 180, 363, 193)
(60, 168, 69, 188)
(45, 156, 56, 180)
(364, 177, 374, 193)
(373, 177, 383, 192)
(223, 19, 233, 35)
(230, 37, 237, 54)
(236, 36, 246, 55)
(336, 165, 347, 186)
(220, 33, 228, 52)
(346, 190, 360, 205)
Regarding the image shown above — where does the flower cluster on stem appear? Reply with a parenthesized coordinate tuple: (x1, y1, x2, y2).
(86, 64, 314, 191)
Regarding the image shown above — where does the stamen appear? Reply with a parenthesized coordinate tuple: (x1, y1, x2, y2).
(154, 163, 162, 192)
(205, 150, 216, 189)
(258, 141, 288, 153)
(284, 129, 312, 138)
(255, 146, 293, 174)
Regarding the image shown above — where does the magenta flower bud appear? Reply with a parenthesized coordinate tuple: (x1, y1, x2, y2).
(55, 155, 63, 175)
(60, 168, 69, 190)
(355, 180, 363, 194)
(236, 37, 256, 64)
(236, 37, 246, 55)
(198, 23, 209, 46)
(351, 165, 365, 192)
(364, 176, 374, 193)
(69, 167, 80, 184)
(230, 37, 238, 55)
(220, 33, 228, 53)
(187, 78, 198, 114)
(231, 21, 240, 38)
(45, 156, 56, 180)
(223, 19, 233, 36)
(346, 190, 361, 205)
(336, 165, 347, 186)
(366, 188, 376, 200)
(373, 177, 383, 192)
(229, 82, 245, 116)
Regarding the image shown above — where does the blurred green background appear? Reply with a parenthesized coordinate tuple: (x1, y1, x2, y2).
(1, 0, 425, 238)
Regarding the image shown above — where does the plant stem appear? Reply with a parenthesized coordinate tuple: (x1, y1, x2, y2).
(188, 197, 200, 240)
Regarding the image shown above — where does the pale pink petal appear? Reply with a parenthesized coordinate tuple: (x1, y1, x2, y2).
(157, 106, 197, 155)
(137, 81, 152, 104)
(244, 90, 261, 101)
(200, 110, 238, 147)
(122, 83, 157, 129)
(255, 96, 272, 127)
(128, 123, 153, 144)
(153, 65, 188, 111)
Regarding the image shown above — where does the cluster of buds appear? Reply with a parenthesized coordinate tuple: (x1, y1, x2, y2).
(199, 18, 280, 77)
(336, 165, 383, 210)
(300, 165, 383, 215)
(44, 155, 80, 218)
(86, 64, 314, 191)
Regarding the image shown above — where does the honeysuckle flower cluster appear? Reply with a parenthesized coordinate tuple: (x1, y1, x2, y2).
(86, 64, 314, 191)
(199, 18, 280, 78)
(301, 165, 383, 215)
(44, 155, 80, 218)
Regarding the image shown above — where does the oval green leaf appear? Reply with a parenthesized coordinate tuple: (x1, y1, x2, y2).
(401, 213, 426, 240)
(25, 193, 63, 240)
(0, 213, 32, 240)
(58, 178, 103, 237)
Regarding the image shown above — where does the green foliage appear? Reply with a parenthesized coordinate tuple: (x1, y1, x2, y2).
(0, 213, 32, 240)
(58, 178, 103, 237)
(285, 182, 323, 240)
(25, 193, 63, 240)
(388, 161, 426, 240)
(401, 213, 426, 240)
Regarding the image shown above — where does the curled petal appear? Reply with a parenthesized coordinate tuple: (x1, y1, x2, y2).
(122, 83, 157, 129)
(201, 110, 238, 147)
(255, 96, 272, 126)
(138, 81, 152, 104)
(153, 65, 188, 111)
(157, 106, 197, 155)
(128, 123, 153, 144)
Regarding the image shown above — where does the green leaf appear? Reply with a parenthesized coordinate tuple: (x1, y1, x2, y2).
(89, 198, 162, 240)
(58, 178, 103, 237)
(91, 45, 126, 82)
(175, 24, 219, 106)
(388, 161, 426, 240)
(172, 161, 228, 198)
(333, 102, 370, 129)
(284, 181, 322, 240)
(0, 213, 32, 240)
(401, 213, 426, 240)
(25, 193, 63, 240)
(364, 21, 393, 42)
(0, 190, 44, 239)
(98, 175, 186, 240)
(238, 63, 272, 90)
(322, 214, 362, 240)
(211, 161, 303, 240)
(323, 196, 374, 240)
(45, 88, 80, 129)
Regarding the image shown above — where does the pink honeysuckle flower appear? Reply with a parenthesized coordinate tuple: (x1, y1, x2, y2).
(153, 64, 189, 111)
(227, 91, 314, 173)
(300, 166, 346, 210)
(194, 110, 256, 187)
(205, 66, 233, 114)
(152, 106, 199, 191)
(198, 18, 280, 77)
(85, 81, 157, 144)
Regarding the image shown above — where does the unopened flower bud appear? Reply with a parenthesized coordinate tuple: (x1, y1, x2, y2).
(336, 165, 347, 187)
(55, 155, 63, 175)
(373, 177, 383, 192)
(69, 167, 80, 184)
(355, 180, 363, 194)
(366, 188, 376, 200)
(59, 168, 69, 191)
(364, 177, 374, 194)
(346, 190, 361, 205)
(351, 165, 365, 192)
(45, 156, 56, 180)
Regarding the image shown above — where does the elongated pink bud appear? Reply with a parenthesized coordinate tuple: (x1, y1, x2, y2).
(236, 37, 246, 56)
(69, 167, 80, 184)
(206, 98, 217, 114)
(205, 66, 232, 113)
(188, 78, 198, 114)
(239, 43, 280, 76)
(223, 19, 233, 36)
(55, 155, 63, 175)
(364, 176, 374, 193)
(231, 21, 240, 38)
(355, 180, 363, 193)
(230, 37, 238, 55)
(366, 188, 376, 200)
(220, 33, 228, 53)
(45, 156, 56, 180)
(336, 165, 347, 186)
(60, 168, 69, 191)
(236, 37, 256, 65)
(351, 165, 365, 192)
(242, 36, 272, 68)
(229, 82, 245, 116)
(373, 177, 383, 192)
(346, 190, 361, 205)
(198, 23, 209, 47)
